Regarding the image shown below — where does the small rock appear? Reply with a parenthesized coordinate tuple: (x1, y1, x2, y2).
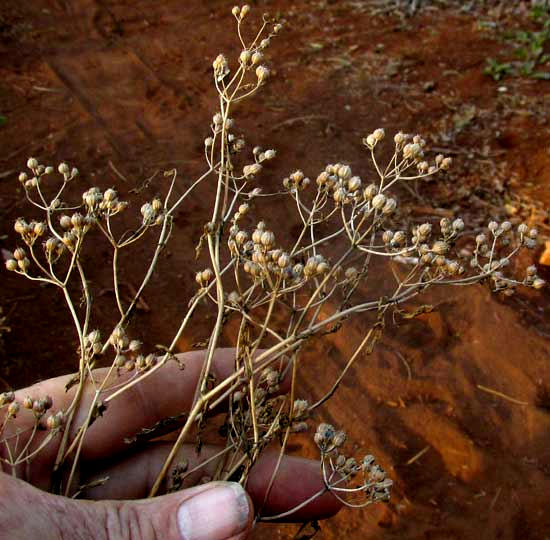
(539, 241, 550, 266)
(504, 203, 518, 216)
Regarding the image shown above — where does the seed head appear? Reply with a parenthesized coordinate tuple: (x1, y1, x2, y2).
(71, 213, 84, 229)
(256, 65, 269, 83)
(136, 355, 146, 370)
(87, 330, 101, 345)
(151, 199, 162, 213)
(277, 253, 290, 268)
(33, 222, 46, 236)
(333, 187, 347, 204)
(347, 176, 361, 192)
(394, 132, 405, 145)
(337, 165, 352, 180)
(452, 218, 464, 232)
(517, 223, 528, 235)
(59, 215, 72, 229)
(500, 221, 512, 232)
(128, 340, 142, 352)
(235, 231, 249, 245)
(13, 248, 25, 261)
(363, 184, 377, 201)
(371, 128, 384, 142)
(5, 259, 17, 271)
(316, 261, 330, 274)
(239, 49, 251, 65)
(421, 253, 433, 265)
(46, 414, 61, 430)
(0, 392, 15, 406)
(392, 231, 406, 245)
(446, 261, 460, 275)
(14, 218, 28, 235)
(251, 51, 263, 65)
(213, 54, 229, 81)
(260, 230, 275, 248)
(403, 143, 421, 160)
(314, 423, 336, 452)
(382, 231, 394, 244)
(417, 223, 432, 238)
(243, 163, 262, 178)
(432, 241, 449, 255)
(115, 354, 126, 368)
(7, 401, 20, 417)
(372, 193, 386, 210)
(382, 198, 397, 214)
(252, 229, 263, 244)
(23, 396, 34, 409)
(58, 162, 70, 175)
(33, 399, 46, 415)
(316, 172, 329, 186)
(365, 134, 376, 147)
(17, 258, 30, 272)
(332, 430, 347, 448)
(440, 157, 452, 170)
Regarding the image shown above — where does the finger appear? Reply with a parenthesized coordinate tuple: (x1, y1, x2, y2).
(7, 348, 285, 463)
(2, 349, 238, 471)
(78, 348, 290, 460)
(247, 453, 340, 522)
(78, 348, 237, 460)
(4, 347, 291, 473)
(0, 471, 253, 540)
(82, 444, 341, 522)
(80, 443, 221, 499)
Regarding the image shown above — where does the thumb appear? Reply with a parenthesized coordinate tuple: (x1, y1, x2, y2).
(0, 473, 253, 540)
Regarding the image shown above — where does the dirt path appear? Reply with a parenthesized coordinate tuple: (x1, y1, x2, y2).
(0, 1, 549, 538)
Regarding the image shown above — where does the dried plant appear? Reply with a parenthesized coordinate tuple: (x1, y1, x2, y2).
(0, 4, 544, 532)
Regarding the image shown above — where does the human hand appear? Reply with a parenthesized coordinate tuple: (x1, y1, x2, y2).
(0, 349, 340, 539)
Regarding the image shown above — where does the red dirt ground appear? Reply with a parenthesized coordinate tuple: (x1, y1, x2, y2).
(0, 1, 549, 539)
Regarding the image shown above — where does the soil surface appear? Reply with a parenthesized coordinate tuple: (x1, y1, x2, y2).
(0, 1, 549, 539)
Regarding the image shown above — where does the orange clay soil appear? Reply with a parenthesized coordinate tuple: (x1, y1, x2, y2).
(0, 1, 549, 539)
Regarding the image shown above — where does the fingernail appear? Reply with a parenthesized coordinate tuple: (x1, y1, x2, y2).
(178, 482, 250, 540)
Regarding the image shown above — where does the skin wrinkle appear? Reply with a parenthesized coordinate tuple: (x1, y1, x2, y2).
(0, 476, 97, 540)
(0, 477, 25, 537)
(104, 501, 125, 540)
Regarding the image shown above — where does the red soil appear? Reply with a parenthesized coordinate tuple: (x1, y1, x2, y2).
(0, 1, 549, 539)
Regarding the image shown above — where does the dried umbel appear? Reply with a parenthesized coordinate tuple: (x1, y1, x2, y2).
(1, 4, 544, 533)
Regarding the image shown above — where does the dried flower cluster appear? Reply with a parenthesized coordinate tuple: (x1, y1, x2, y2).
(1, 4, 544, 530)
